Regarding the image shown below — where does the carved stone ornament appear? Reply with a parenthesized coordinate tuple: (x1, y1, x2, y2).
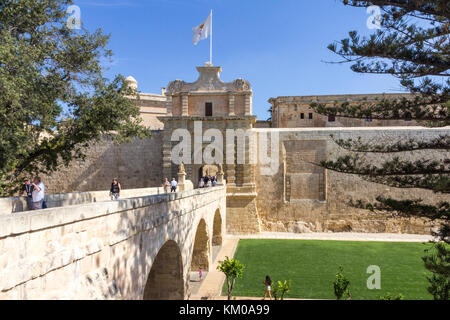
(178, 163, 185, 174)
(233, 78, 251, 91)
(167, 80, 185, 94)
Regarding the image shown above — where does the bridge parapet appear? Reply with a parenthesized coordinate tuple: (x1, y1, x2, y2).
(0, 187, 170, 215)
(0, 186, 226, 300)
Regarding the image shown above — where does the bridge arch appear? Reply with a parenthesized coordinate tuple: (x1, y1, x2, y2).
(143, 240, 184, 300)
(212, 209, 222, 246)
(191, 218, 210, 272)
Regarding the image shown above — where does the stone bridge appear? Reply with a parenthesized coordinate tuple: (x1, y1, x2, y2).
(0, 186, 226, 300)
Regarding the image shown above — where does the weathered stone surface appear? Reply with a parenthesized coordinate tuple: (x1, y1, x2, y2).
(287, 221, 314, 234)
(0, 187, 226, 300)
(255, 127, 448, 235)
(40, 134, 164, 195)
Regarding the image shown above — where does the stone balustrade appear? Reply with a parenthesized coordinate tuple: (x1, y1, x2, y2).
(0, 187, 168, 215)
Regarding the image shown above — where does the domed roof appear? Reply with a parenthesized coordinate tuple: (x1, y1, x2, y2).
(125, 76, 138, 84)
(125, 76, 138, 90)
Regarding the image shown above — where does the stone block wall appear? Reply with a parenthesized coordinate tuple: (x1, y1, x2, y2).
(255, 127, 449, 234)
(226, 196, 261, 234)
(42, 133, 164, 194)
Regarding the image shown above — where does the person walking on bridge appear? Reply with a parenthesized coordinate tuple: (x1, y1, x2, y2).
(20, 178, 34, 210)
(31, 177, 45, 210)
(170, 178, 178, 193)
(162, 178, 171, 193)
(110, 178, 121, 200)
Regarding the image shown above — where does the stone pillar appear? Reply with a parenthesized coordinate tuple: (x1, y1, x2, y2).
(242, 150, 252, 186)
(217, 164, 225, 186)
(162, 123, 173, 181)
(181, 94, 189, 116)
(228, 94, 235, 116)
(241, 128, 254, 186)
(177, 163, 186, 191)
(166, 95, 173, 116)
(225, 127, 236, 186)
(236, 125, 245, 185)
(245, 94, 252, 116)
(225, 164, 236, 186)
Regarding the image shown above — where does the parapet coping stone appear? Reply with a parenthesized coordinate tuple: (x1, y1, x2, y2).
(0, 186, 226, 238)
(252, 126, 450, 133)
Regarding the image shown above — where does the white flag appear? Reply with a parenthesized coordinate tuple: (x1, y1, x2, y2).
(192, 12, 212, 46)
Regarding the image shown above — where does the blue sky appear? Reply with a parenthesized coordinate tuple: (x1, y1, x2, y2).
(75, 0, 403, 120)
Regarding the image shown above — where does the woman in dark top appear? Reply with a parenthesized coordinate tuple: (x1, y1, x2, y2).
(263, 275, 272, 300)
(110, 178, 121, 200)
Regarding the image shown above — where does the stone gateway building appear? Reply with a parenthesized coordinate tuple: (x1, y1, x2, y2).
(159, 64, 260, 234)
(41, 64, 448, 235)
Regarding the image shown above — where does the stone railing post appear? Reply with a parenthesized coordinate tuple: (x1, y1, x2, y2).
(217, 164, 225, 186)
(177, 163, 186, 191)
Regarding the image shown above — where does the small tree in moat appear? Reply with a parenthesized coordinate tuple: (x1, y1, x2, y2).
(334, 266, 351, 300)
(271, 280, 292, 301)
(217, 256, 245, 300)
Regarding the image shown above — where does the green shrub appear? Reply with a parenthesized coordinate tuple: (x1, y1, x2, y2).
(217, 256, 245, 300)
(271, 280, 292, 300)
(333, 266, 351, 300)
(379, 293, 405, 300)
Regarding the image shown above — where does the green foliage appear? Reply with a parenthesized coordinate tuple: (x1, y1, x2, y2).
(333, 266, 351, 300)
(329, 135, 450, 154)
(0, 0, 151, 196)
(217, 256, 245, 300)
(267, 105, 273, 122)
(379, 292, 405, 300)
(311, 1, 449, 300)
(423, 242, 450, 300)
(351, 197, 449, 237)
(271, 280, 291, 300)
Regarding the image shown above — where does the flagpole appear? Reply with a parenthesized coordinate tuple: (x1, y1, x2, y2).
(210, 9, 213, 65)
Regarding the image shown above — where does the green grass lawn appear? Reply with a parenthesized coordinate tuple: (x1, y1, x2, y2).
(225, 239, 433, 300)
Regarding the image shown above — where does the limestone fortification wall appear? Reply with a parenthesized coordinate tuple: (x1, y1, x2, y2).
(41, 125, 448, 235)
(0, 187, 226, 299)
(254, 127, 449, 234)
(42, 133, 164, 194)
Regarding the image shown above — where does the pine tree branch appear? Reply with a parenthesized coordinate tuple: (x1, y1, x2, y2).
(352, 196, 449, 221)
(342, 1, 450, 18)
(330, 135, 450, 153)
(363, 174, 450, 193)
(319, 156, 450, 177)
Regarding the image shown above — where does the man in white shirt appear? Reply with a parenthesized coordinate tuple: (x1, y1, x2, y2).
(170, 178, 178, 193)
(32, 176, 45, 210)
